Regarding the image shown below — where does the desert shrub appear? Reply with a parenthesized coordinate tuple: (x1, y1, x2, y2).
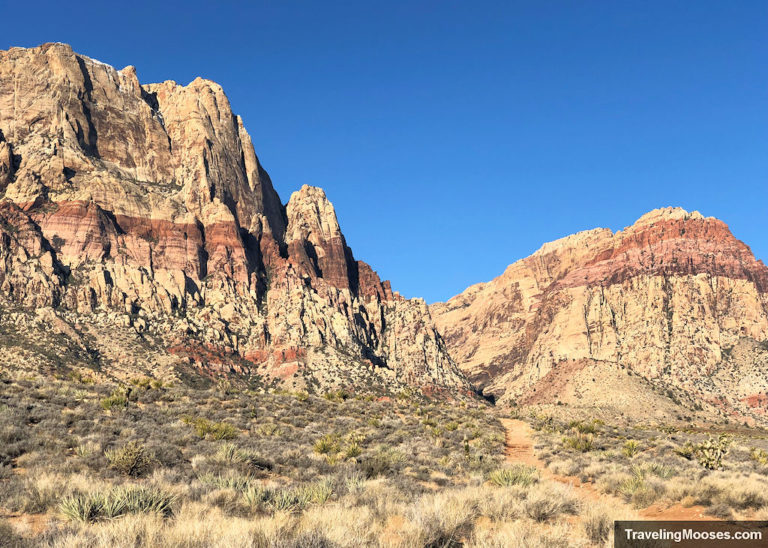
(323, 390, 350, 403)
(750, 448, 768, 466)
(407, 491, 480, 547)
(563, 431, 594, 452)
(295, 478, 334, 505)
(531, 414, 556, 432)
(675, 442, 696, 460)
(104, 441, 154, 477)
(568, 420, 600, 434)
(242, 485, 270, 509)
(313, 434, 341, 455)
(358, 449, 405, 478)
(198, 471, 254, 491)
(618, 470, 666, 508)
(113, 485, 175, 517)
(640, 462, 676, 479)
(264, 480, 333, 512)
(487, 465, 538, 487)
(183, 416, 239, 440)
(623, 440, 640, 458)
(256, 423, 282, 437)
(216, 443, 272, 471)
(100, 389, 128, 411)
(525, 488, 578, 521)
(344, 442, 362, 459)
(583, 507, 612, 544)
(0, 519, 22, 548)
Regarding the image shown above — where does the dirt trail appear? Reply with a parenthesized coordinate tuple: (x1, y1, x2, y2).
(500, 418, 713, 521)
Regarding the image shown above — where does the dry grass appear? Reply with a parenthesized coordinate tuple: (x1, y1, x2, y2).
(4, 369, 768, 545)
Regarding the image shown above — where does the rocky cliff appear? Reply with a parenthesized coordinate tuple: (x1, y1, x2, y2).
(432, 208, 768, 422)
(0, 43, 469, 396)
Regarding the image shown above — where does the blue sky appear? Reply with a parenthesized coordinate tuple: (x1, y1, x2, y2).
(4, 1, 766, 302)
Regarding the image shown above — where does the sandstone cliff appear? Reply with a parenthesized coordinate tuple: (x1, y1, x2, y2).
(432, 208, 768, 422)
(0, 43, 469, 396)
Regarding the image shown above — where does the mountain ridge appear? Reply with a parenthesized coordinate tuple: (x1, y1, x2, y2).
(0, 42, 470, 397)
(431, 206, 768, 423)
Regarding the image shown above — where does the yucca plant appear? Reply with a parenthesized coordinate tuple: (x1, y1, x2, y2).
(623, 440, 640, 458)
(563, 431, 594, 452)
(59, 493, 104, 523)
(115, 486, 175, 517)
(242, 485, 270, 509)
(487, 465, 538, 487)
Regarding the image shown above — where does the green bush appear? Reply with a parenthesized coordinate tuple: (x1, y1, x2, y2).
(623, 440, 640, 458)
(344, 442, 362, 459)
(568, 420, 599, 434)
(563, 431, 594, 452)
(242, 485, 270, 509)
(100, 390, 128, 411)
(183, 416, 239, 440)
(198, 472, 253, 491)
(323, 390, 350, 403)
(750, 448, 768, 466)
(313, 434, 341, 455)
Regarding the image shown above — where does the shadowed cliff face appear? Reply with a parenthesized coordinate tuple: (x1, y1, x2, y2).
(0, 43, 470, 396)
(432, 207, 768, 422)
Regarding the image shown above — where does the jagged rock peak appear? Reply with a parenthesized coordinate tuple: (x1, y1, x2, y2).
(0, 43, 471, 398)
(631, 206, 706, 227)
(286, 185, 343, 243)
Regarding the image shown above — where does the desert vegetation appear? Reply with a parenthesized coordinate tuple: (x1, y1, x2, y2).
(4, 367, 768, 546)
(526, 410, 768, 520)
(0, 368, 603, 547)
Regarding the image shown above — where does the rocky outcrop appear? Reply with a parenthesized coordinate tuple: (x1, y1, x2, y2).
(432, 207, 768, 420)
(0, 43, 469, 396)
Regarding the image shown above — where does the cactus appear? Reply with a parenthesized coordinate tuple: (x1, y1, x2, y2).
(696, 435, 731, 470)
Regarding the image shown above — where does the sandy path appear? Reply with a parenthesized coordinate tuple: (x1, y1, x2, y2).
(500, 418, 713, 521)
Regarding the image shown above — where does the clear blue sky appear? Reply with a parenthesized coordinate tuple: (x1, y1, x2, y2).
(4, 1, 767, 302)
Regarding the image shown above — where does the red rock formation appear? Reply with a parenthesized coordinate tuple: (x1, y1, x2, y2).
(0, 43, 469, 396)
(432, 207, 768, 421)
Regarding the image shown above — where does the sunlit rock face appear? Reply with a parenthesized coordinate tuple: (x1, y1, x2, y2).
(432, 207, 768, 421)
(0, 43, 470, 396)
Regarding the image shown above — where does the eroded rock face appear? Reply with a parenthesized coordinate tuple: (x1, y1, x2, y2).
(432, 207, 768, 420)
(0, 43, 469, 396)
